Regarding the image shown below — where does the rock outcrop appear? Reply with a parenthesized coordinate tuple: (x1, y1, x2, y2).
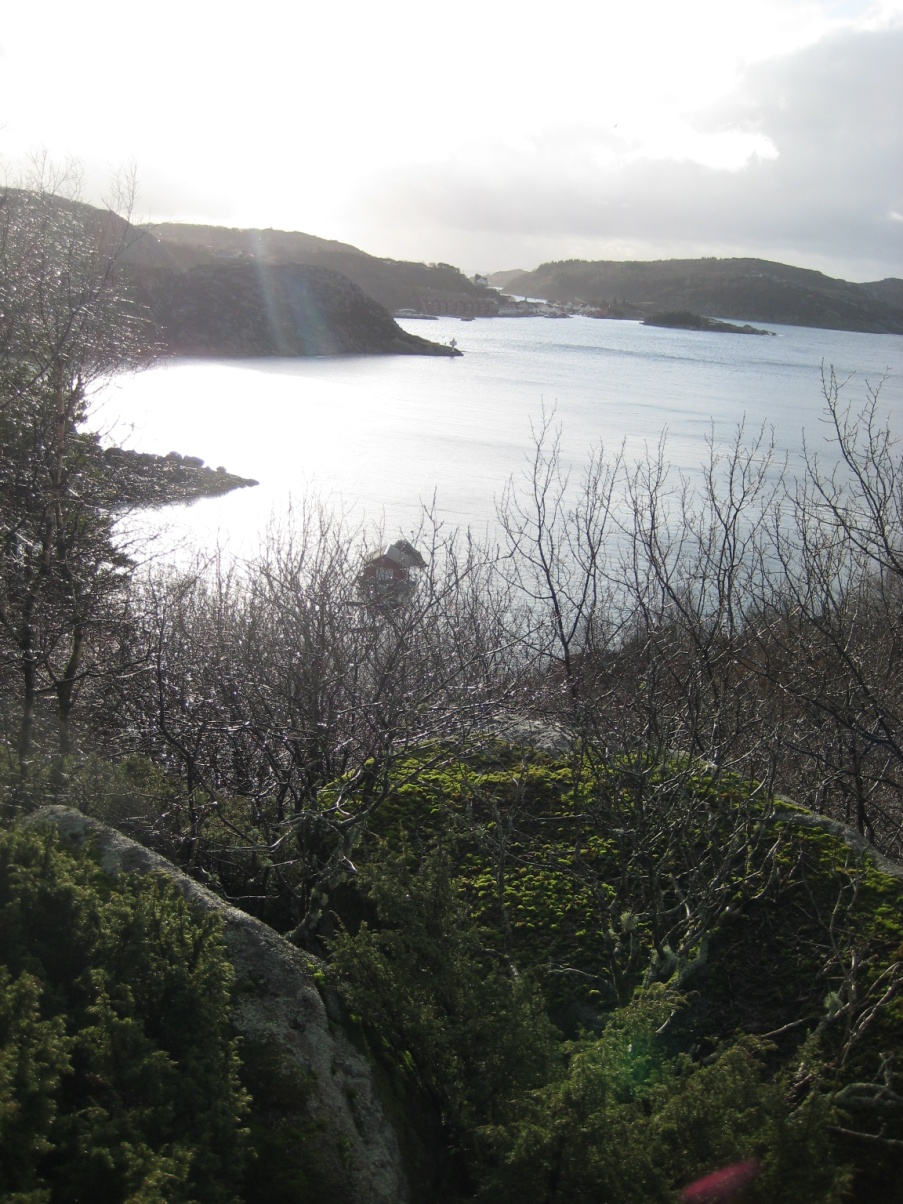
(28, 807, 411, 1204)
(643, 310, 774, 334)
(146, 221, 498, 317)
(129, 260, 460, 358)
(100, 446, 258, 505)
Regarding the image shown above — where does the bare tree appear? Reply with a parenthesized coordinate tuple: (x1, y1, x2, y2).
(754, 373, 902, 851)
(0, 160, 154, 775)
(490, 417, 790, 1001)
(109, 501, 521, 942)
(497, 408, 625, 734)
(616, 423, 781, 775)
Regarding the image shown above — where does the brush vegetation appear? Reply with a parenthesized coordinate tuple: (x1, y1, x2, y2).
(2, 164, 902, 1200)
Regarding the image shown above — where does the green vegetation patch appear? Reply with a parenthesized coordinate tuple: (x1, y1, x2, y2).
(356, 749, 775, 1013)
(330, 744, 903, 1201)
(0, 824, 250, 1202)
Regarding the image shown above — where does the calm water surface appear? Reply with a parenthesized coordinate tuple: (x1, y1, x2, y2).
(94, 317, 902, 555)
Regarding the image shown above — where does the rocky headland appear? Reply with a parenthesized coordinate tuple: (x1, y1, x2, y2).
(146, 220, 497, 318)
(100, 445, 259, 506)
(644, 310, 775, 335)
(128, 260, 461, 358)
(493, 257, 903, 334)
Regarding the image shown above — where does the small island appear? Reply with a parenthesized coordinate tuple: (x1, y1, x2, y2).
(643, 310, 775, 335)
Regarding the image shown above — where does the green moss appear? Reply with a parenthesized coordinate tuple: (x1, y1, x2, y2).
(329, 745, 903, 1198)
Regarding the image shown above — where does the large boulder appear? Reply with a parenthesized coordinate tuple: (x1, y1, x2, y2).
(28, 806, 411, 1204)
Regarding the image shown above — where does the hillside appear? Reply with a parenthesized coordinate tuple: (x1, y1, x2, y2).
(1, 189, 460, 358)
(9, 743, 903, 1202)
(484, 267, 529, 292)
(149, 221, 498, 316)
(494, 258, 903, 333)
(127, 260, 459, 357)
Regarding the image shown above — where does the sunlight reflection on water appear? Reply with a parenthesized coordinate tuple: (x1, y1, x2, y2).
(92, 317, 902, 561)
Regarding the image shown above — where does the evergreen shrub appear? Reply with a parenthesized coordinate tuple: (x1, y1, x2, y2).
(0, 825, 249, 1202)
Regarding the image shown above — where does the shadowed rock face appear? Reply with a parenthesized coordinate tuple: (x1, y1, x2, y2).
(128, 261, 461, 358)
(147, 221, 496, 316)
(28, 807, 411, 1204)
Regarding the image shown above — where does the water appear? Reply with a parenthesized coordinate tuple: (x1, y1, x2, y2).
(93, 317, 902, 555)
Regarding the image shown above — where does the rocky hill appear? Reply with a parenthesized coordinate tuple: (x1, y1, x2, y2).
(1, 189, 460, 358)
(127, 260, 459, 357)
(19, 737, 903, 1202)
(494, 258, 903, 333)
(148, 221, 497, 316)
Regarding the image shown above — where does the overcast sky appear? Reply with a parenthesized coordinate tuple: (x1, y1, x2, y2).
(1, 0, 900, 281)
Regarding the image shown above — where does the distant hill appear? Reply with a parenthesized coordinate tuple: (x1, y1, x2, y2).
(499, 258, 903, 334)
(149, 222, 497, 316)
(488, 268, 530, 291)
(2, 190, 460, 358)
(127, 260, 458, 357)
(858, 277, 903, 309)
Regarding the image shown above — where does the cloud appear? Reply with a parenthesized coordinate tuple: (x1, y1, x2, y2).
(361, 26, 903, 279)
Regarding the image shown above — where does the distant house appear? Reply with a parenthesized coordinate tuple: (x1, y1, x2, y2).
(359, 540, 427, 605)
(418, 295, 499, 316)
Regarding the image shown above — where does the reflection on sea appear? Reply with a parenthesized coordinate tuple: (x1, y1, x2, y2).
(92, 316, 902, 560)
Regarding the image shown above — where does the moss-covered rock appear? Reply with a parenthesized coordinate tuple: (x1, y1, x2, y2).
(329, 743, 903, 1200)
(0, 824, 248, 1202)
(24, 808, 412, 1204)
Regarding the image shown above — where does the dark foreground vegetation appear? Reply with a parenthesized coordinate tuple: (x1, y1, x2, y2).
(2, 166, 902, 1201)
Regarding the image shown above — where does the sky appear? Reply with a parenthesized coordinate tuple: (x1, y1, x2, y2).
(1, 0, 901, 282)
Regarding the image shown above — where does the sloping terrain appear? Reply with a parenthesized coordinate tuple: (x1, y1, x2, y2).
(325, 742, 903, 1201)
(15, 741, 903, 1202)
(24, 808, 411, 1204)
(128, 260, 458, 357)
(149, 221, 496, 315)
(496, 258, 903, 333)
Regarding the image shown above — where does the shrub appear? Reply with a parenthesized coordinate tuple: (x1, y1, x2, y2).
(0, 825, 249, 1202)
(481, 1007, 851, 1204)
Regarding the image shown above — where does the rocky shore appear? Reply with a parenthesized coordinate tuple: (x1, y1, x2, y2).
(101, 446, 258, 507)
(644, 310, 775, 335)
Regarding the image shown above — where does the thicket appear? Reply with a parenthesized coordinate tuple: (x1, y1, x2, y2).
(2, 172, 902, 1200)
(47, 376, 897, 920)
(324, 745, 902, 1200)
(0, 824, 249, 1201)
